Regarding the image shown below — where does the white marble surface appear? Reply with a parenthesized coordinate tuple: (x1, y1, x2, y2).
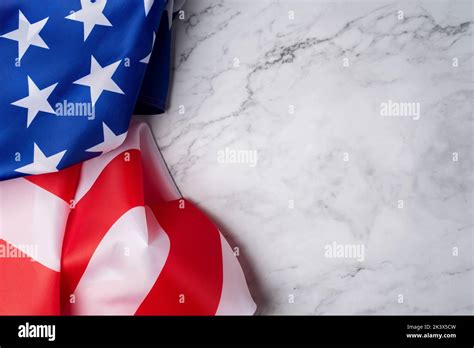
(142, 0, 473, 314)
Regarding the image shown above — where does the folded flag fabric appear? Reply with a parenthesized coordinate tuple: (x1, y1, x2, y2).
(0, 121, 256, 315)
(0, 0, 183, 181)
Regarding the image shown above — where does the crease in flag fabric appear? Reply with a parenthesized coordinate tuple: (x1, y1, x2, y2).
(0, 0, 183, 180)
(0, 121, 257, 315)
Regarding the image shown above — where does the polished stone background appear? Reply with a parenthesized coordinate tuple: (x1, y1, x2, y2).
(143, 0, 473, 314)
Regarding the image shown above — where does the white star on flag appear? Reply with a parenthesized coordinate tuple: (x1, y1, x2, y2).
(73, 55, 124, 107)
(0, 10, 49, 60)
(140, 32, 156, 64)
(15, 143, 66, 175)
(144, 0, 154, 16)
(11, 76, 58, 127)
(86, 122, 127, 153)
(66, 0, 112, 41)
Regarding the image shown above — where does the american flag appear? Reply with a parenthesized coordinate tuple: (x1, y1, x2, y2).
(0, 122, 256, 315)
(0, 0, 182, 180)
(0, 0, 256, 315)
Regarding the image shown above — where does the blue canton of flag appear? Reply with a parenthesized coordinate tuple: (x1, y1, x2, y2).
(0, 0, 182, 180)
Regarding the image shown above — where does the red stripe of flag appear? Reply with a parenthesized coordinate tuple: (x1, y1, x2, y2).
(136, 199, 223, 315)
(0, 240, 60, 315)
(60, 150, 145, 313)
(26, 163, 82, 204)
